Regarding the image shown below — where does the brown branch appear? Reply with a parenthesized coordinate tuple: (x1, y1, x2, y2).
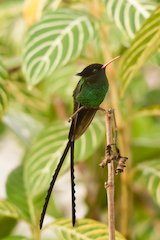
(105, 109, 115, 240)
(99, 107, 127, 239)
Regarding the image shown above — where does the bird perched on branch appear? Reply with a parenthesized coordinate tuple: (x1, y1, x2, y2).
(40, 56, 120, 229)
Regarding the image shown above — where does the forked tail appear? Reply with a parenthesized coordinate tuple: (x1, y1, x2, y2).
(70, 141, 76, 226)
(40, 140, 71, 229)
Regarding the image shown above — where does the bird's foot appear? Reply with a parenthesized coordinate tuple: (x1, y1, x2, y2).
(68, 106, 87, 122)
(97, 107, 106, 113)
(99, 158, 107, 167)
(99, 144, 115, 167)
(68, 106, 105, 123)
(99, 156, 115, 167)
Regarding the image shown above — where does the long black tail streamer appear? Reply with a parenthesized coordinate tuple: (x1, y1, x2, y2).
(70, 140, 76, 226)
(40, 141, 71, 229)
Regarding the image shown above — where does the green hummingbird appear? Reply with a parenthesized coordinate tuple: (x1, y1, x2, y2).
(40, 56, 120, 229)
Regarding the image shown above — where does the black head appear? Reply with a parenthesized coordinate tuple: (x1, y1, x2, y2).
(76, 63, 103, 77)
(76, 56, 120, 78)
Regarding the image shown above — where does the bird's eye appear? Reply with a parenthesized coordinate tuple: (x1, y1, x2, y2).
(93, 69, 97, 72)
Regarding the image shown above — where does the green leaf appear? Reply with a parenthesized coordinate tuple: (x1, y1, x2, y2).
(0, 1, 23, 56)
(119, 6, 160, 96)
(0, 217, 17, 239)
(136, 159, 160, 206)
(6, 166, 32, 222)
(0, 59, 8, 81)
(5, 79, 48, 120)
(2, 236, 29, 240)
(47, 218, 126, 240)
(0, 83, 8, 117)
(24, 117, 105, 197)
(23, 9, 96, 86)
(0, 200, 19, 219)
(0, 202, 18, 238)
(133, 104, 160, 118)
(105, 0, 156, 39)
(0, 59, 9, 117)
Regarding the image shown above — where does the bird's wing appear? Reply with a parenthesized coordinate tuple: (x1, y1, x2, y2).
(73, 78, 84, 111)
(73, 107, 97, 139)
(68, 78, 97, 140)
(68, 79, 83, 140)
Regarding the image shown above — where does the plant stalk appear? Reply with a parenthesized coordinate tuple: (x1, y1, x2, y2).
(105, 109, 115, 240)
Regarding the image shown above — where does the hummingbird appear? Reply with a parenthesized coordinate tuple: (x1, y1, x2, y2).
(40, 56, 120, 229)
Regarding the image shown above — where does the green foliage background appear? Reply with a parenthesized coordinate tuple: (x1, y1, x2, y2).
(0, 0, 160, 239)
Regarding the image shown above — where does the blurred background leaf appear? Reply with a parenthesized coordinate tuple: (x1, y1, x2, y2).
(133, 104, 160, 118)
(0, 59, 9, 117)
(119, 6, 160, 96)
(6, 166, 33, 223)
(23, 9, 97, 86)
(136, 159, 160, 206)
(0, 217, 17, 239)
(47, 218, 126, 240)
(2, 236, 30, 240)
(0, 201, 20, 219)
(105, 0, 157, 39)
(24, 117, 105, 198)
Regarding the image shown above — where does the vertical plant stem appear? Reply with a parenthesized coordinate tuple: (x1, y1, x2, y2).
(101, 42, 131, 236)
(108, 66, 131, 237)
(32, 225, 40, 240)
(105, 109, 115, 240)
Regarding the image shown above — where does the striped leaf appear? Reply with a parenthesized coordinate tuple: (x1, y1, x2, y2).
(23, 9, 96, 86)
(137, 159, 160, 206)
(105, 0, 156, 39)
(48, 218, 126, 239)
(0, 200, 19, 219)
(133, 104, 160, 118)
(119, 6, 160, 96)
(6, 166, 32, 222)
(0, 59, 9, 117)
(24, 117, 105, 197)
